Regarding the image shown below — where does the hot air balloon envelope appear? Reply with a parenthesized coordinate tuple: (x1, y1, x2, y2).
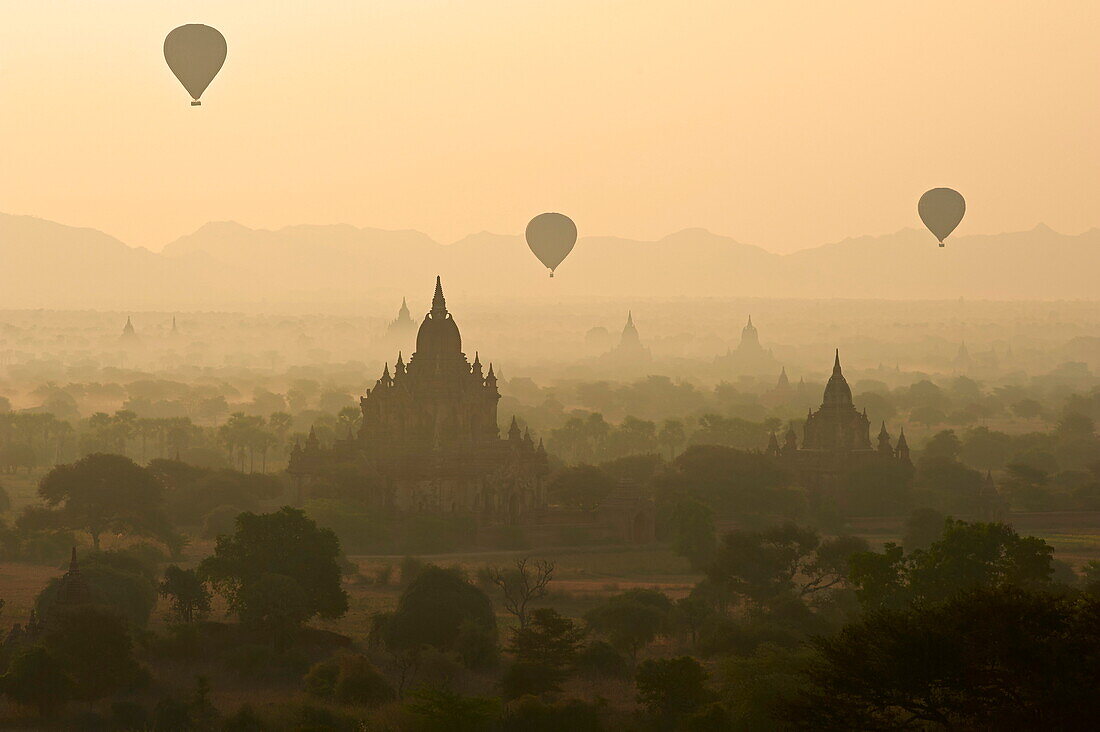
(918, 188, 965, 247)
(164, 24, 227, 105)
(526, 213, 577, 277)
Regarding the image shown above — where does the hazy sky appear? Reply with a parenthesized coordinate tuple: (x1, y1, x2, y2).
(1, 1, 1098, 253)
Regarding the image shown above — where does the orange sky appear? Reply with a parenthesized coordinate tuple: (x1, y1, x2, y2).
(0, 1, 1097, 253)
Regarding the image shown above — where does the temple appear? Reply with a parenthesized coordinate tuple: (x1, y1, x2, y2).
(119, 316, 139, 345)
(599, 311, 652, 368)
(290, 277, 548, 524)
(768, 351, 910, 491)
(385, 297, 416, 342)
(4, 548, 92, 658)
(715, 316, 779, 375)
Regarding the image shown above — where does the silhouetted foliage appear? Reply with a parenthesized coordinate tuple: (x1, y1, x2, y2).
(707, 523, 868, 603)
(585, 589, 672, 663)
(548, 465, 615, 509)
(199, 507, 348, 640)
(785, 588, 1100, 729)
(405, 687, 500, 731)
(848, 520, 1054, 610)
(38, 453, 177, 551)
(0, 646, 74, 716)
(42, 606, 145, 701)
(503, 608, 585, 697)
(383, 565, 497, 663)
(489, 557, 555, 628)
(159, 565, 212, 623)
(304, 654, 394, 707)
(901, 507, 947, 550)
(635, 656, 712, 722)
(37, 551, 158, 628)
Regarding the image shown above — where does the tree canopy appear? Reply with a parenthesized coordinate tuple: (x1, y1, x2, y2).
(37, 453, 175, 551)
(199, 506, 347, 636)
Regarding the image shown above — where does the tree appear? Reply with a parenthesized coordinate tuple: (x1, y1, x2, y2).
(668, 498, 716, 570)
(1012, 399, 1044, 420)
(848, 520, 1054, 610)
(585, 588, 671, 663)
(159, 565, 212, 623)
(405, 687, 500, 731)
(785, 588, 1100, 729)
(635, 656, 711, 721)
(503, 608, 586, 696)
(36, 550, 159, 628)
(547, 465, 615, 510)
(1, 646, 75, 716)
(912, 456, 984, 514)
(909, 405, 946, 428)
(489, 557, 555, 628)
(383, 565, 496, 658)
(707, 523, 868, 602)
(199, 507, 348, 639)
(305, 654, 394, 708)
(658, 419, 686, 460)
(656, 444, 796, 521)
(1001, 462, 1052, 511)
(921, 429, 961, 463)
(901, 507, 946, 551)
(43, 606, 145, 701)
(37, 453, 172, 550)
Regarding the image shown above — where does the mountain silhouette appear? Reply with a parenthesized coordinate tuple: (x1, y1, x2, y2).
(0, 212, 1097, 309)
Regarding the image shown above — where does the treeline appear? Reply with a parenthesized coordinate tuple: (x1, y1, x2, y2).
(513, 371, 1100, 452)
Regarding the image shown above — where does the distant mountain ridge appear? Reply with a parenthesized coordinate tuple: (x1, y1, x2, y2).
(0, 212, 1096, 309)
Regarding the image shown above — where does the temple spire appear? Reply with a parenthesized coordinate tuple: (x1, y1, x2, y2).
(431, 275, 447, 316)
(833, 349, 842, 374)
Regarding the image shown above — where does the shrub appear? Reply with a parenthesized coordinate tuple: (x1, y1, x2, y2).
(576, 641, 629, 678)
(384, 565, 496, 658)
(399, 556, 425, 586)
(501, 662, 561, 700)
(635, 656, 711, 719)
(223, 704, 266, 732)
(303, 660, 340, 699)
(110, 701, 149, 730)
(503, 695, 604, 731)
(333, 655, 395, 707)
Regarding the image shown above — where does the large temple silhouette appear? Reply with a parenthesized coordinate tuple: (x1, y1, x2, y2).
(290, 277, 548, 524)
(767, 351, 910, 490)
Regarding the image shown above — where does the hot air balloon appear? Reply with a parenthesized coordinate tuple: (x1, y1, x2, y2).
(525, 213, 577, 278)
(164, 24, 227, 106)
(918, 188, 966, 247)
